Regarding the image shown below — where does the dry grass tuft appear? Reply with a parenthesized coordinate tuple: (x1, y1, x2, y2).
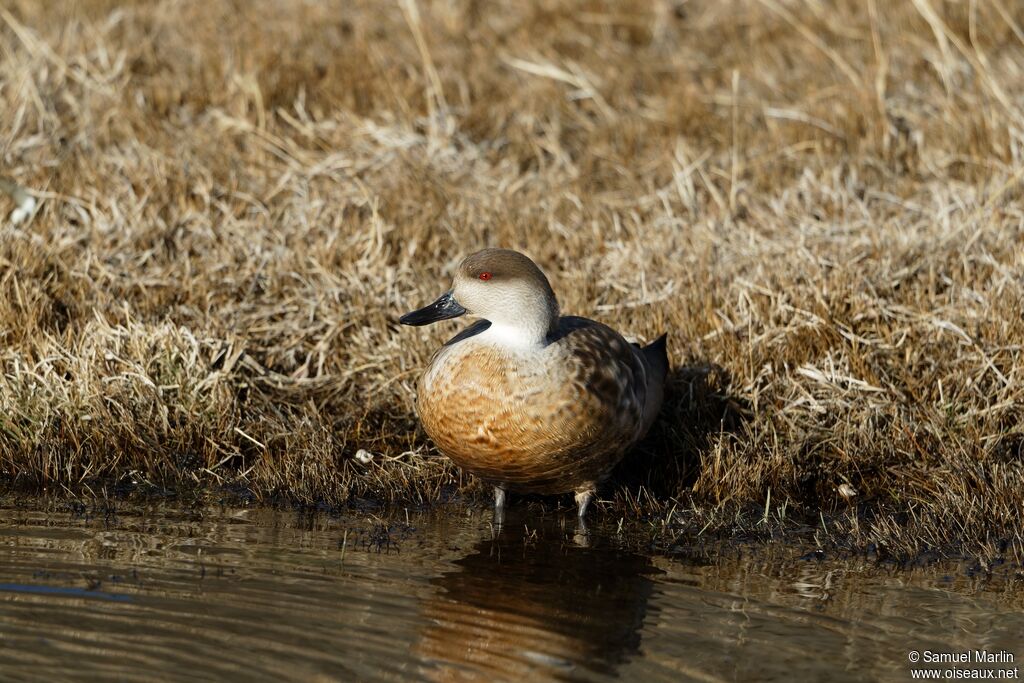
(1, 0, 1022, 559)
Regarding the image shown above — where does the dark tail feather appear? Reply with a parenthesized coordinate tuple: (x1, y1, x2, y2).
(642, 333, 669, 382)
(638, 333, 669, 436)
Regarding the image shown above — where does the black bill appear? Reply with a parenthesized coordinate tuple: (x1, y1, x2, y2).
(399, 291, 467, 326)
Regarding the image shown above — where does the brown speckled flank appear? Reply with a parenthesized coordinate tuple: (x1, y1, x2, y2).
(403, 250, 668, 499)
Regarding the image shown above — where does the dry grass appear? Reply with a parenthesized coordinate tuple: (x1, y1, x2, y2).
(0, 0, 1022, 560)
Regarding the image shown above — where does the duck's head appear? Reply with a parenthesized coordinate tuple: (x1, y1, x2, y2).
(400, 248, 559, 346)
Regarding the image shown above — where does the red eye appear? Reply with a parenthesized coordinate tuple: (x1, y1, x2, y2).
(478, 272, 492, 281)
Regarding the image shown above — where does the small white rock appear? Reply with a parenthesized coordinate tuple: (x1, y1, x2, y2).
(9, 196, 36, 225)
(837, 483, 858, 499)
(354, 449, 374, 464)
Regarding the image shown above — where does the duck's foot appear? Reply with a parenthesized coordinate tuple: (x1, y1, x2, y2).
(574, 487, 596, 519)
(493, 485, 507, 528)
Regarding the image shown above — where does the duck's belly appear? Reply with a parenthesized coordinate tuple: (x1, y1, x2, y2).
(416, 344, 633, 494)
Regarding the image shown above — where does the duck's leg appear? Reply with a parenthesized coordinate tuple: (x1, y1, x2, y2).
(493, 485, 507, 527)
(574, 486, 596, 518)
(573, 515, 590, 547)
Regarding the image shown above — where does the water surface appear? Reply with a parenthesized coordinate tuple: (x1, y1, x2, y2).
(0, 500, 1020, 682)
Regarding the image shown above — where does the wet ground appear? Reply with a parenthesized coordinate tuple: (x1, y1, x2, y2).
(0, 499, 1021, 682)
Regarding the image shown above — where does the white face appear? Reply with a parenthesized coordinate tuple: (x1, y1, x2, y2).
(451, 273, 530, 322)
(449, 256, 559, 347)
(399, 249, 560, 348)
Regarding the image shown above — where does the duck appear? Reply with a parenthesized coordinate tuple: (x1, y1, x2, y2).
(400, 248, 668, 521)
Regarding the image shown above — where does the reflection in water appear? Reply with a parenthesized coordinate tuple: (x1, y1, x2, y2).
(417, 521, 658, 681)
(0, 501, 1021, 682)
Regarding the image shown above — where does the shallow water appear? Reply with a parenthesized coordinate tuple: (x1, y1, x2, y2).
(0, 501, 1021, 682)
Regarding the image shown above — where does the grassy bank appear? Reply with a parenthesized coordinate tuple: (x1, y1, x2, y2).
(0, 0, 1021, 560)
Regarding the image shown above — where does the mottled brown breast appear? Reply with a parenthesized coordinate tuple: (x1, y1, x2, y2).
(416, 318, 649, 494)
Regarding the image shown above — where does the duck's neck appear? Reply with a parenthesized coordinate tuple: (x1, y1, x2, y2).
(479, 300, 559, 350)
(480, 321, 549, 349)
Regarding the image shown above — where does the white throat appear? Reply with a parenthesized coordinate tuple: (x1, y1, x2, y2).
(478, 320, 548, 350)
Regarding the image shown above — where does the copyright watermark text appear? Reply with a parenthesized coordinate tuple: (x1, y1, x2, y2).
(909, 650, 1018, 680)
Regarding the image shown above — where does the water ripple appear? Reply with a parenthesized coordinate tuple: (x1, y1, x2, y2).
(0, 502, 1020, 682)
